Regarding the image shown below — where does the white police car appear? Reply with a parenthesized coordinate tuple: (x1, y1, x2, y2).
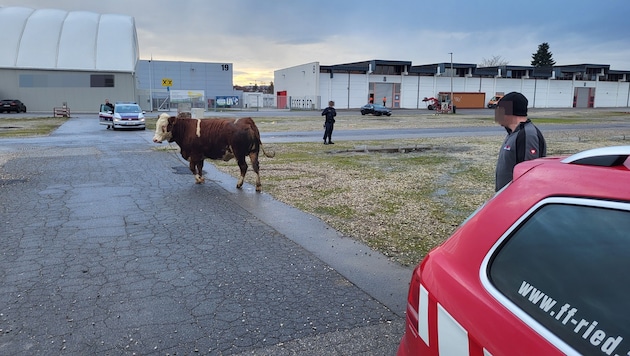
(99, 102, 145, 130)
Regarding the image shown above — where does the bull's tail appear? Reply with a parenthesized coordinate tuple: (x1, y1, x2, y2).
(245, 117, 275, 158)
(260, 143, 275, 158)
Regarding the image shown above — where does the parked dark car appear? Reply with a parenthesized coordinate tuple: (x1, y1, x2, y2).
(360, 104, 391, 116)
(0, 99, 27, 113)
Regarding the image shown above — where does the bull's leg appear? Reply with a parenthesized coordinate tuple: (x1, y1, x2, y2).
(236, 156, 248, 189)
(249, 152, 262, 192)
(196, 160, 205, 184)
(189, 159, 205, 184)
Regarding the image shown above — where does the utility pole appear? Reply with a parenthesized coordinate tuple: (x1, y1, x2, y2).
(449, 52, 453, 113)
(149, 55, 154, 112)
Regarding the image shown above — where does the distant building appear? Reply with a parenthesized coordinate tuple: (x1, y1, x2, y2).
(0, 6, 138, 112)
(0, 6, 239, 113)
(134, 60, 238, 112)
(275, 60, 630, 110)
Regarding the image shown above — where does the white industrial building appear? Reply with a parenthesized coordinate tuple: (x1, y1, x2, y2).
(0, 6, 138, 113)
(0, 6, 237, 114)
(274, 60, 630, 110)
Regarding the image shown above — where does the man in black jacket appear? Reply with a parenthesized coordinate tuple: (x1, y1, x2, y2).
(322, 100, 336, 144)
(494, 92, 546, 191)
(104, 99, 114, 111)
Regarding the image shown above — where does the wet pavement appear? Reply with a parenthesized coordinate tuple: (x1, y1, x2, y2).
(0, 116, 410, 355)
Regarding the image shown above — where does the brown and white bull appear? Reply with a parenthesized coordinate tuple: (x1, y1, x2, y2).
(152, 113, 274, 192)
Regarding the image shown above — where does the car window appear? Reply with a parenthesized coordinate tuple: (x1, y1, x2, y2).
(116, 105, 140, 113)
(488, 201, 630, 354)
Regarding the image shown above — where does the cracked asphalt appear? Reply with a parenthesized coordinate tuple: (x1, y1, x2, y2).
(0, 115, 410, 355)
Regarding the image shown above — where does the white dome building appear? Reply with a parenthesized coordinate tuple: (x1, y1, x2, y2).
(0, 6, 139, 112)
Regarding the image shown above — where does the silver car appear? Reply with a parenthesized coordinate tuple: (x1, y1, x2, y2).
(99, 102, 145, 130)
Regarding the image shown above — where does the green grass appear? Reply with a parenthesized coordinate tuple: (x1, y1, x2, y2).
(314, 204, 355, 219)
(215, 139, 494, 266)
(0, 117, 68, 137)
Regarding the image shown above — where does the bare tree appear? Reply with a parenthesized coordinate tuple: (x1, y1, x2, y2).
(479, 55, 509, 67)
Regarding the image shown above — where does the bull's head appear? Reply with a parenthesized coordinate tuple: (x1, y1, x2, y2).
(152, 113, 175, 143)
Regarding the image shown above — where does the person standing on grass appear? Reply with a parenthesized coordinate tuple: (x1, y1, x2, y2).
(494, 92, 547, 191)
(321, 100, 336, 145)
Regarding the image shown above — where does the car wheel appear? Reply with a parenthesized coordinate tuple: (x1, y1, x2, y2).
(427, 105, 434, 110)
(361, 111, 366, 115)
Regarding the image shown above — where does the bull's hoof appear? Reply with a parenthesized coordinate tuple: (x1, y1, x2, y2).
(236, 183, 243, 189)
(195, 176, 205, 184)
(256, 185, 262, 192)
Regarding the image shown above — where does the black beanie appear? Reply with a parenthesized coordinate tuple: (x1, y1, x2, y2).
(498, 92, 528, 116)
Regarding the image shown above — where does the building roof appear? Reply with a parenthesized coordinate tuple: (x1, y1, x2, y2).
(321, 60, 412, 73)
(0, 6, 138, 72)
(411, 62, 477, 75)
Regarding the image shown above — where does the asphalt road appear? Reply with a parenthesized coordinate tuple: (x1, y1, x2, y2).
(0, 115, 408, 355)
(260, 122, 630, 143)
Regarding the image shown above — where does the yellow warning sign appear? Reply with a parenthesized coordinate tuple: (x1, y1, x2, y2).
(161, 78, 173, 87)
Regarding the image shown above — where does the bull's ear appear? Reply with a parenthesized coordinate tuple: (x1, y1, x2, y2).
(168, 116, 177, 124)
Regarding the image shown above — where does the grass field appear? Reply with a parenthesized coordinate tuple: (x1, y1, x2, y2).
(208, 109, 630, 266)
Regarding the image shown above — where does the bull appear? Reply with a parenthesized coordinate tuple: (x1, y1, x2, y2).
(152, 113, 274, 192)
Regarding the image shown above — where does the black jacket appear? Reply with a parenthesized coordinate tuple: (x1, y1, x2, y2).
(322, 107, 336, 124)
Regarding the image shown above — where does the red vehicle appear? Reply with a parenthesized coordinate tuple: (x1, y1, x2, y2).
(422, 97, 439, 110)
(398, 146, 630, 356)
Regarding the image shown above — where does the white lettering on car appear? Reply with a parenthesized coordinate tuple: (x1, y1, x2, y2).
(517, 281, 625, 355)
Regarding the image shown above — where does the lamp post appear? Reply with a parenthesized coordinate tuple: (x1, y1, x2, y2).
(449, 52, 453, 113)
(249, 82, 260, 111)
(149, 55, 153, 112)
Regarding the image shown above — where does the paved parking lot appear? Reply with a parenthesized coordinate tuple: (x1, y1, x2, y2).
(0, 115, 407, 355)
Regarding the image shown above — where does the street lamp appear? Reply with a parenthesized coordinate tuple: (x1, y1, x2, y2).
(449, 52, 453, 113)
(149, 55, 154, 112)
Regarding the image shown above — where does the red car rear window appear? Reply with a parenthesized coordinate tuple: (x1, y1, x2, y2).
(489, 201, 630, 355)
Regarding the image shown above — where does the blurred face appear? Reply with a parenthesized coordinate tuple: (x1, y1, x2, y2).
(494, 100, 513, 127)
(494, 105, 507, 126)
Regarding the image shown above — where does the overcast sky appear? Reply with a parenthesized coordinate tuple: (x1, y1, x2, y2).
(2, 0, 629, 86)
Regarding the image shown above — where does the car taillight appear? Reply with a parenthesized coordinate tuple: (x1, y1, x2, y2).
(406, 266, 421, 335)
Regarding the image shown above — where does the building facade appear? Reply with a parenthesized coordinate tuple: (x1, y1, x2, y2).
(0, 6, 239, 114)
(275, 60, 630, 110)
(134, 60, 238, 112)
(0, 6, 138, 113)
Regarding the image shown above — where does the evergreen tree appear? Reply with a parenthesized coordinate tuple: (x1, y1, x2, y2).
(531, 42, 556, 67)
